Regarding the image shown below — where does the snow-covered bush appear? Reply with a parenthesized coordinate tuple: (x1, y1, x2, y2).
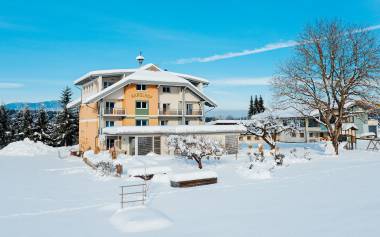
(243, 109, 298, 149)
(167, 135, 223, 169)
(95, 161, 114, 176)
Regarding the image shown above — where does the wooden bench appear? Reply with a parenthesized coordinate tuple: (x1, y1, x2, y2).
(170, 177, 217, 188)
(170, 171, 218, 188)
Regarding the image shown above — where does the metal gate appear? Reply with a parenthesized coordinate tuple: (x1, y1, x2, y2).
(225, 135, 239, 154)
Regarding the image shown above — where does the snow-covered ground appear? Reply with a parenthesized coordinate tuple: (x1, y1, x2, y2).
(0, 140, 379, 236)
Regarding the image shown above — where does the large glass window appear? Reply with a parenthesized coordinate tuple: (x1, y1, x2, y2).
(136, 119, 148, 126)
(163, 86, 171, 93)
(136, 84, 146, 91)
(105, 121, 114, 127)
(136, 101, 148, 109)
(103, 81, 114, 89)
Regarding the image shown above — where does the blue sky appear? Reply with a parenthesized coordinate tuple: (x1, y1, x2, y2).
(0, 0, 379, 110)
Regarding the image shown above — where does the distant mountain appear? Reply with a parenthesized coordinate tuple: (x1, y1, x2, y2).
(5, 100, 61, 111)
(206, 109, 247, 119)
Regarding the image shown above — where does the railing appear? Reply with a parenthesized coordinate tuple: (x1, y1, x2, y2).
(186, 109, 203, 116)
(159, 109, 183, 115)
(159, 109, 203, 116)
(120, 183, 147, 208)
(103, 108, 127, 116)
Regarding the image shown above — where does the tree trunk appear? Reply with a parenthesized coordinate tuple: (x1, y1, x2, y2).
(262, 136, 276, 150)
(192, 154, 203, 169)
(331, 135, 339, 155)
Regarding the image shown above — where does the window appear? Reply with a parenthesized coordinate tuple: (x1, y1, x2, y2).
(309, 132, 314, 137)
(136, 119, 148, 126)
(136, 84, 146, 91)
(247, 136, 251, 141)
(163, 86, 171, 93)
(291, 132, 296, 137)
(160, 120, 168, 126)
(103, 81, 114, 89)
(185, 120, 190, 125)
(105, 121, 114, 127)
(136, 101, 148, 109)
(300, 133, 304, 138)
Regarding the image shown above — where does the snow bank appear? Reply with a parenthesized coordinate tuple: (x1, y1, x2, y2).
(170, 170, 217, 182)
(128, 166, 171, 176)
(110, 206, 172, 233)
(0, 138, 55, 157)
(237, 162, 273, 180)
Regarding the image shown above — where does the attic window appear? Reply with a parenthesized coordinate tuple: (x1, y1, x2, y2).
(136, 84, 146, 91)
(163, 86, 171, 93)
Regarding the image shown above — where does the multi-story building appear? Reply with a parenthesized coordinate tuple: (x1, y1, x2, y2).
(209, 102, 378, 144)
(68, 59, 244, 155)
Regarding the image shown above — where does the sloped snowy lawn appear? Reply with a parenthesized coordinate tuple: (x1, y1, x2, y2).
(0, 141, 380, 237)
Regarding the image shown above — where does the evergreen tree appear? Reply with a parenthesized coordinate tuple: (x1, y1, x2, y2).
(0, 105, 11, 148)
(258, 95, 265, 113)
(33, 107, 51, 143)
(248, 96, 254, 118)
(253, 95, 259, 115)
(20, 107, 34, 140)
(54, 87, 79, 146)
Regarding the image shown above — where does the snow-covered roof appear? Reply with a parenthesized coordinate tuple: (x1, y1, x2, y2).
(207, 120, 246, 125)
(103, 125, 246, 135)
(67, 97, 82, 108)
(79, 66, 217, 107)
(342, 123, 358, 131)
(74, 63, 209, 85)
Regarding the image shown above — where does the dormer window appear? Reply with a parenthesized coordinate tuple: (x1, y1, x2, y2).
(136, 84, 146, 91)
(163, 86, 171, 93)
(103, 81, 113, 89)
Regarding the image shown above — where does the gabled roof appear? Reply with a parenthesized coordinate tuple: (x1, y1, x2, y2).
(69, 64, 217, 108)
(74, 63, 209, 85)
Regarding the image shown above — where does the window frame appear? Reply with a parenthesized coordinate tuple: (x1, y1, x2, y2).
(136, 119, 149, 126)
(136, 84, 146, 91)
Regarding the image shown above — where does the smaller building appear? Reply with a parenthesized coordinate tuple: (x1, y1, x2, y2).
(102, 125, 245, 156)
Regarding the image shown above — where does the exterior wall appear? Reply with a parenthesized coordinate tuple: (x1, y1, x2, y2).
(79, 103, 99, 152)
(122, 84, 159, 126)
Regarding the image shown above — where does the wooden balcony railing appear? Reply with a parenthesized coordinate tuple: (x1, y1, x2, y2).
(159, 109, 203, 116)
(159, 109, 183, 116)
(103, 108, 127, 116)
(186, 110, 203, 116)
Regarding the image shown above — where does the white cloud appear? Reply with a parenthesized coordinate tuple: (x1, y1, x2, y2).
(175, 41, 298, 64)
(0, 83, 24, 89)
(211, 77, 271, 86)
(175, 23, 380, 64)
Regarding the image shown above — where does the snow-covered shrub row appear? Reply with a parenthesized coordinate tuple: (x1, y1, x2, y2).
(83, 150, 122, 176)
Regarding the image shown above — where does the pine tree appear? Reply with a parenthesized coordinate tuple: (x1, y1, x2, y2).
(20, 107, 34, 140)
(258, 95, 265, 113)
(248, 96, 254, 118)
(33, 107, 50, 143)
(54, 87, 79, 146)
(0, 105, 11, 148)
(253, 95, 259, 115)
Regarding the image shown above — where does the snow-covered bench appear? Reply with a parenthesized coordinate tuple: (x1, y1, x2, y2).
(170, 171, 218, 188)
(128, 166, 172, 180)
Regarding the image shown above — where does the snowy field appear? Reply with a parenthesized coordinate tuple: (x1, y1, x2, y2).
(0, 140, 380, 237)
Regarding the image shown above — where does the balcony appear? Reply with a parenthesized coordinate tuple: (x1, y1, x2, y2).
(159, 109, 203, 116)
(159, 109, 183, 116)
(185, 109, 203, 116)
(103, 108, 127, 116)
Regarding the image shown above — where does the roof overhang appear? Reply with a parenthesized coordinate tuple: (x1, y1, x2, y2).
(103, 125, 246, 136)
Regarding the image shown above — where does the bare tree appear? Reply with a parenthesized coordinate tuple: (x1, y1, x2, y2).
(272, 20, 380, 155)
(243, 109, 297, 150)
(167, 135, 223, 169)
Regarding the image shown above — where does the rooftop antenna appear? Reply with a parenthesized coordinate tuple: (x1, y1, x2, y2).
(136, 51, 145, 66)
